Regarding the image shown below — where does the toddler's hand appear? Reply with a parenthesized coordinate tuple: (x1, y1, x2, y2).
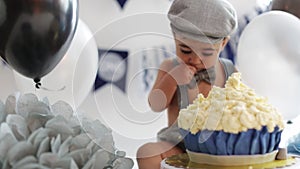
(169, 63, 196, 85)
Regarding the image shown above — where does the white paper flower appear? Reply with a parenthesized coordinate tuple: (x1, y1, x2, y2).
(0, 93, 134, 169)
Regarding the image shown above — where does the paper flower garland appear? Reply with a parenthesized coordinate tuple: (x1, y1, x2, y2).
(0, 93, 133, 169)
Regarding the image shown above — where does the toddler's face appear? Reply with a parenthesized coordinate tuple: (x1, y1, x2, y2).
(174, 35, 225, 70)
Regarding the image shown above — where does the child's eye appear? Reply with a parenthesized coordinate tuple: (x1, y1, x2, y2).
(202, 53, 213, 57)
(180, 49, 192, 54)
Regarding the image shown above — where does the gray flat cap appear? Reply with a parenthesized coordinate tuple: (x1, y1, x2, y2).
(168, 0, 237, 44)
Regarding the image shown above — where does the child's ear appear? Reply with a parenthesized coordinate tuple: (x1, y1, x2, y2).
(220, 36, 230, 50)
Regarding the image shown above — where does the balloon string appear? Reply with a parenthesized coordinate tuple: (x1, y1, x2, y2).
(34, 78, 66, 91)
(38, 85, 66, 91)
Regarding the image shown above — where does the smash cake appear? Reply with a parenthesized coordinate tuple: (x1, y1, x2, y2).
(178, 72, 285, 166)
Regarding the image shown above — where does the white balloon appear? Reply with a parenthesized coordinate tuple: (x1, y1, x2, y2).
(237, 11, 300, 120)
(14, 19, 98, 108)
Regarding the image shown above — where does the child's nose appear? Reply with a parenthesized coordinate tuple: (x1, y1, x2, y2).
(188, 55, 200, 63)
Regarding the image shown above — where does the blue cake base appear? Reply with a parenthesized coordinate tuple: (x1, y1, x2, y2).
(180, 126, 282, 155)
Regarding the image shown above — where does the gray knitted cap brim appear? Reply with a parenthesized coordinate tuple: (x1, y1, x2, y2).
(170, 23, 223, 44)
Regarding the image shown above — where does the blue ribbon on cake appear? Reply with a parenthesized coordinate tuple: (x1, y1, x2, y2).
(180, 126, 282, 155)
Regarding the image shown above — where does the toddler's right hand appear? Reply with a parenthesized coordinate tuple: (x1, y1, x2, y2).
(169, 63, 197, 85)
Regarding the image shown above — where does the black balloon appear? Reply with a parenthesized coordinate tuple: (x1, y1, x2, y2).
(0, 0, 78, 83)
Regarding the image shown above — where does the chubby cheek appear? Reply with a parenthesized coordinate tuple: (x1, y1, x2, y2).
(202, 59, 217, 68)
(203, 52, 221, 68)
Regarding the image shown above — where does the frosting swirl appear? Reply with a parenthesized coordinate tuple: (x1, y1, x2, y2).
(178, 73, 284, 134)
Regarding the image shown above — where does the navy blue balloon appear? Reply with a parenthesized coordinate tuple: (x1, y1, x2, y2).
(0, 0, 78, 85)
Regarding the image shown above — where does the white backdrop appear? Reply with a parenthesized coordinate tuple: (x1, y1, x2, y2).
(78, 0, 175, 168)
(0, 63, 17, 100)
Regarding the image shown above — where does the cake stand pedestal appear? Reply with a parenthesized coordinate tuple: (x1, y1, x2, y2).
(161, 153, 299, 169)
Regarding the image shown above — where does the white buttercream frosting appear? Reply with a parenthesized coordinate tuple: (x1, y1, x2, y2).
(178, 73, 284, 134)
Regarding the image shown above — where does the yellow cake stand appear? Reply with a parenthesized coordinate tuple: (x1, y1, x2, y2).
(164, 153, 297, 169)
